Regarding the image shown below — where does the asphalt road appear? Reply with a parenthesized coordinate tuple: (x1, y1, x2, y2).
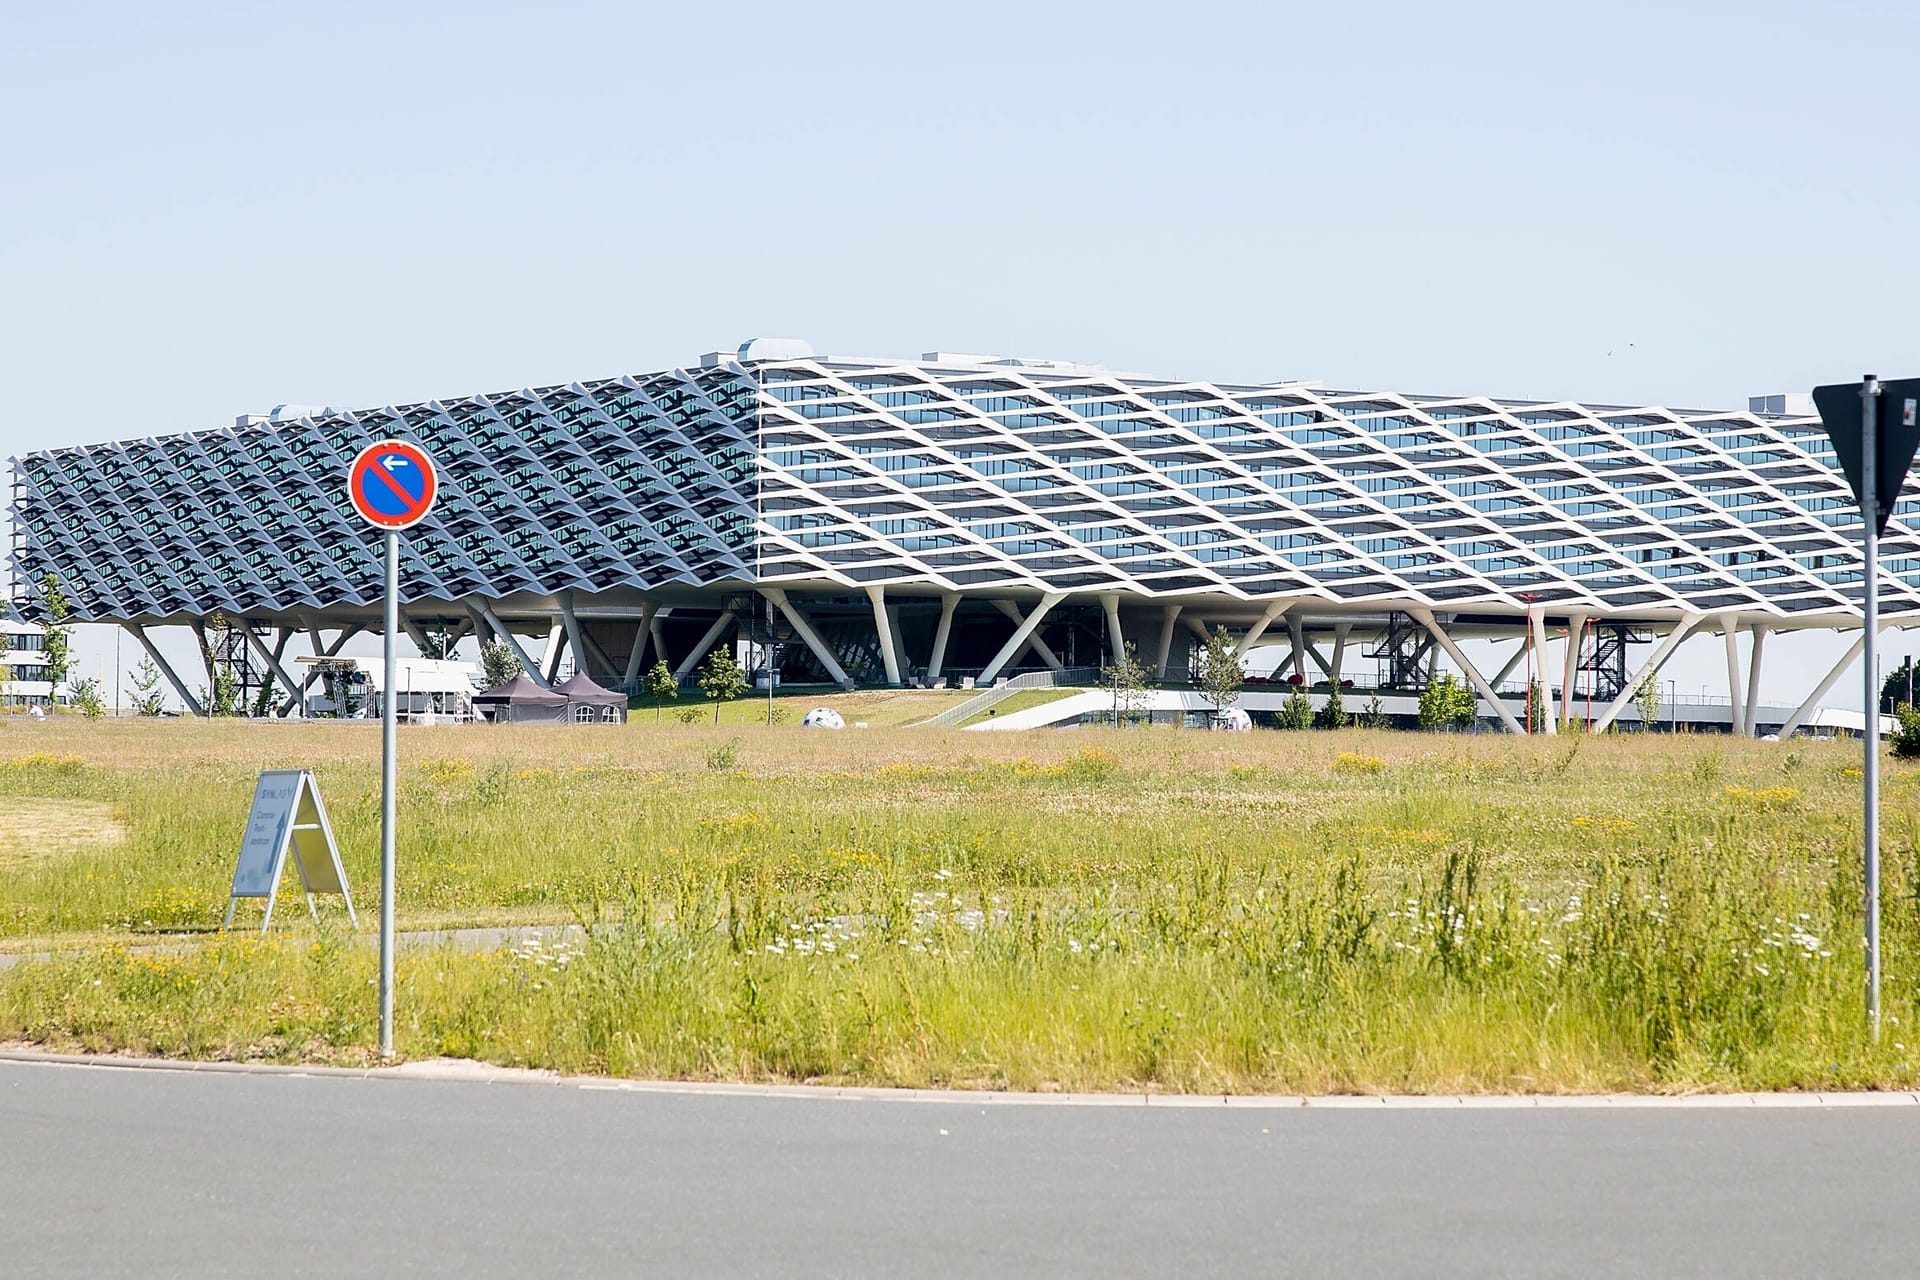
(4, 1061, 1917, 1278)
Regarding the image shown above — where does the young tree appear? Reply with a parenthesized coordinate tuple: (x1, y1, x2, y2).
(480, 639, 523, 689)
(69, 676, 106, 719)
(1277, 687, 1314, 730)
(697, 648, 749, 723)
(1525, 679, 1547, 734)
(1100, 640, 1152, 727)
(1312, 683, 1346, 730)
(1194, 625, 1244, 723)
(130, 657, 166, 717)
(643, 659, 678, 724)
(1633, 674, 1662, 731)
(39, 573, 73, 692)
(209, 665, 239, 717)
(1359, 691, 1389, 730)
(1417, 672, 1476, 731)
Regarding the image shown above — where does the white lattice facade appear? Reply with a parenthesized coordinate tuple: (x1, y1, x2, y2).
(6, 340, 1908, 728)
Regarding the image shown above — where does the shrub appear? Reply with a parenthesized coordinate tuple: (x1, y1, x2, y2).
(1892, 702, 1920, 760)
(1312, 684, 1346, 730)
(1277, 689, 1314, 730)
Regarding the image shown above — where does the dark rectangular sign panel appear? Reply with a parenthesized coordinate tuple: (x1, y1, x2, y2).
(1812, 377, 1920, 535)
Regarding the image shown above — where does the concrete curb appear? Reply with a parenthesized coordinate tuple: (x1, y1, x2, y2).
(4, 1048, 1918, 1108)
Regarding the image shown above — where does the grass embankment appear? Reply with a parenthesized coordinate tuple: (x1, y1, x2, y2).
(0, 720, 1916, 1093)
(636, 687, 973, 728)
(955, 687, 1080, 727)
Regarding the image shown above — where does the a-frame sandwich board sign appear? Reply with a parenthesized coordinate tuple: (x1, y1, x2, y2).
(222, 769, 359, 934)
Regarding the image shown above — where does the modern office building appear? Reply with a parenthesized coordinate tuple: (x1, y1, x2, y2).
(7, 339, 1911, 732)
(0, 618, 53, 706)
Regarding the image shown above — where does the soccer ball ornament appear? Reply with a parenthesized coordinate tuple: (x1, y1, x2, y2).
(800, 707, 846, 729)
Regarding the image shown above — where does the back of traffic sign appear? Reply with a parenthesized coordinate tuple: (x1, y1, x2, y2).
(1811, 377, 1920, 534)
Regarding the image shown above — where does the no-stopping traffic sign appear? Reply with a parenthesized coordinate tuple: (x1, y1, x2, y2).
(348, 440, 438, 530)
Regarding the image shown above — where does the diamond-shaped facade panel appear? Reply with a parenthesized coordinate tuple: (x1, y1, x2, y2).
(8, 349, 1917, 628)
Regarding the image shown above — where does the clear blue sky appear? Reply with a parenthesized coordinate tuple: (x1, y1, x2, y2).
(5, 0, 1919, 707)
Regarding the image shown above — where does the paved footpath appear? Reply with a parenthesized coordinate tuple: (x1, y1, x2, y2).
(0, 923, 580, 971)
(4, 1055, 1919, 1278)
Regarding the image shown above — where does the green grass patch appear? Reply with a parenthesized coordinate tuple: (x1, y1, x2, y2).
(1, 721, 1917, 1092)
(956, 687, 1080, 726)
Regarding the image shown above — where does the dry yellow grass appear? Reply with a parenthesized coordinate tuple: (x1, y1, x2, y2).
(0, 796, 126, 870)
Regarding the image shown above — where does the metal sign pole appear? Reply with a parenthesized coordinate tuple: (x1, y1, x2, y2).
(1861, 374, 1882, 1039)
(380, 529, 399, 1058)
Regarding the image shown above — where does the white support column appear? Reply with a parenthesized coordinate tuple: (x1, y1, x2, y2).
(1591, 614, 1702, 733)
(992, 599, 1065, 672)
(557, 593, 587, 679)
(675, 608, 742, 683)
(559, 593, 620, 682)
(759, 589, 851, 687)
(1306, 636, 1336, 681)
(540, 620, 567, 682)
(1287, 612, 1309, 683)
(650, 609, 672, 674)
(886, 603, 908, 682)
(476, 603, 552, 690)
(1743, 624, 1770, 737)
(1528, 609, 1556, 736)
(1330, 622, 1352, 682)
(1490, 639, 1529, 690)
(1100, 593, 1126, 665)
(1720, 613, 1746, 737)
(623, 602, 659, 687)
(979, 592, 1068, 684)
(400, 614, 434, 658)
(1561, 611, 1590, 729)
(865, 584, 902, 686)
(1154, 605, 1182, 680)
(191, 619, 215, 692)
(1776, 624, 1894, 739)
(927, 592, 959, 682)
(281, 621, 362, 714)
(1232, 600, 1289, 658)
(243, 625, 306, 718)
(1411, 608, 1526, 735)
(126, 624, 205, 717)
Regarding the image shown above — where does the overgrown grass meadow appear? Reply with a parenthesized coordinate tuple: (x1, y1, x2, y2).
(2, 715, 1918, 1093)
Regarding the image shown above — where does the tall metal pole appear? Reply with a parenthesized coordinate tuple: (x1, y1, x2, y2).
(380, 530, 399, 1058)
(1861, 373, 1882, 1039)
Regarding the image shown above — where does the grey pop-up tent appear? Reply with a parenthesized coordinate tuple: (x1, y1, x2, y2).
(472, 673, 569, 723)
(552, 672, 628, 723)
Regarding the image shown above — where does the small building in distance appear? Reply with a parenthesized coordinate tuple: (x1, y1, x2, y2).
(0, 618, 53, 708)
(297, 655, 480, 721)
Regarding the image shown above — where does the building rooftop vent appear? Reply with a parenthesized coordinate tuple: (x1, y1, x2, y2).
(1749, 393, 1815, 417)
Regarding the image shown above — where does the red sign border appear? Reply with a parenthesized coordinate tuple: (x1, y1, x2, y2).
(348, 439, 439, 531)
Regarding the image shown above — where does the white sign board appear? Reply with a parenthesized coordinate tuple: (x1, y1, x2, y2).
(223, 769, 358, 933)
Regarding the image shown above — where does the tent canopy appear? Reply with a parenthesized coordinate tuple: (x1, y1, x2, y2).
(552, 672, 625, 705)
(473, 673, 566, 707)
